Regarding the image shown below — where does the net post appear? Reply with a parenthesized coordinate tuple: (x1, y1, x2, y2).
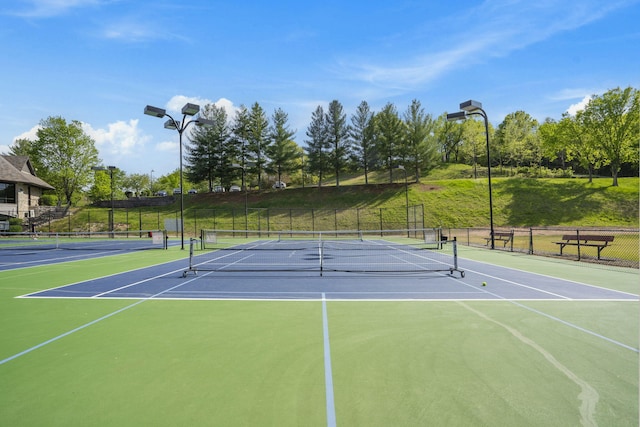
(319, 238, 324, 276)
(182, 237, 197, 277)
(452, 236, 458, 272)
(163, 230, 168, 249)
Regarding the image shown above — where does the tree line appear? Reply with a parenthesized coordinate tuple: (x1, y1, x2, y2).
(4, 86, 638, 205)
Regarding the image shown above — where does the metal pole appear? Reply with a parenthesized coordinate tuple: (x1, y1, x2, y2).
(482, 111, 495, 250)
(179, 129, 185, 249)
(404, 171, 409, 236)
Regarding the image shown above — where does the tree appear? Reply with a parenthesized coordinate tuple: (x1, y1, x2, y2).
(349, 101, 377, 185)
(458, 118, 488, 178)
(305, 106, 330, 187)
(88, 167, 125, 202)
(581, 86, 640, 186)
(437, 114, 464, 163)
(32, 116, 100, 204)
(266, 108, 298, 186)
(123, 173, 151, 197)
(373, 103, 405, 183)
(156, 170, 180, 194)
(7, 138, 33, 156)
(231, 105, 251, 188)
(247, 102, 270, 189)
(494, 111, 540, 172)
(325, 100, 350, 186)
(403, 99, 438, 181)
(185, 104, 232, 192)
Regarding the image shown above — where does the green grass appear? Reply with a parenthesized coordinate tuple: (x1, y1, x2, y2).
(1, 247, 638, 426)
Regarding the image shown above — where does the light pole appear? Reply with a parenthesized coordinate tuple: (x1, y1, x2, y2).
(92, 165, 117, 234)
(144, 103, 215, 249)
(396, 165, 409, 236)
(446, 100, 495, 249)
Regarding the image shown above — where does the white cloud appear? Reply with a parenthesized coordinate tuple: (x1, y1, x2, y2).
(83, 119, 148, 156)
(13, 124, 41, 142)
(566, 95, 592, 116)
(166, 95, 239, 121)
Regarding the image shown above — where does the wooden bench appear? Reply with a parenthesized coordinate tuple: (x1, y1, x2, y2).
(485, 231, 513, 247)
(554, 234, 614, 260)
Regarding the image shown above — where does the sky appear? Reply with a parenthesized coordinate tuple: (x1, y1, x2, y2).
(1, 0, 638, 177)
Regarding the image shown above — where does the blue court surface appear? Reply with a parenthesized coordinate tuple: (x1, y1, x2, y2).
(21, 249, 638, 302)
(0, 240, 179, 271)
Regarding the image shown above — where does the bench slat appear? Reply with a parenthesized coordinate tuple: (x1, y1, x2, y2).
(560, 235, 614, 242)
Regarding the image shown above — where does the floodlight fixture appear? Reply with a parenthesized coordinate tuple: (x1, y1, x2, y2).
(460, 100, 483, 113)
(181, 103, 200, 116)
(196, 118, 216, 127)
(144, 105, 166, 118)
(164, 119, 177, 130)
(446, 111, 467, 122)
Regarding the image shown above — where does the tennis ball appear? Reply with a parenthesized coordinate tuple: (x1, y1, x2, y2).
(482, 281, 487, 286)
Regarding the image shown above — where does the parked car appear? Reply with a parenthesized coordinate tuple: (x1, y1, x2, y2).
(173, 188, 181, 195)
(229, 185, 241, 192)
(272, 181, 287, 189)
(213, 185, 225, 193)
(188, 189, 197, 194)
(156, 190, 167, 197)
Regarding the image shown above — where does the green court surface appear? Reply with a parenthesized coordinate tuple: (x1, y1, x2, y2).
(0, 246, 637, 426)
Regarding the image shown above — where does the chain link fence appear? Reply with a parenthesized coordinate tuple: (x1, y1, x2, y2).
(40, 206, 637, 269)
(445, 226, 639, 269)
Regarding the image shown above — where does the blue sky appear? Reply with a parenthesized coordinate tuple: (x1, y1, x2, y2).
(1, 0, 638, 177)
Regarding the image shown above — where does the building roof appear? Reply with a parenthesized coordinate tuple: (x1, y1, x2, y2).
(0, 155, 55, 190)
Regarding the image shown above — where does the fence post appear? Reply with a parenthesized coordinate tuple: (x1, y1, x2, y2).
(194, 209, 198, 238)
(529, 228, 533, 254)
(576, 228, 581, 261)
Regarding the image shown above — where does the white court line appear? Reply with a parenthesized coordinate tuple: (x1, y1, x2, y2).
(459, 256, 639, 298)
(322, 293, 337, 427)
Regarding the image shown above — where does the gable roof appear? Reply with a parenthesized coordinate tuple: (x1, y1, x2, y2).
(0, 155, 55, 190)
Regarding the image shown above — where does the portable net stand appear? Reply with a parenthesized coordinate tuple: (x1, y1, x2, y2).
(183, 229, 464, 278)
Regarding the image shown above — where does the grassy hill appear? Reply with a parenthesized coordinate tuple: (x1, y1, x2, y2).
(182, 176, 638, 228)
(61, 163, 637, 232)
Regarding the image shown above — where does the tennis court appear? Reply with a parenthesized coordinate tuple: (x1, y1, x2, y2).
(0, 231, 637, 426)
(0, 230, 171, 271)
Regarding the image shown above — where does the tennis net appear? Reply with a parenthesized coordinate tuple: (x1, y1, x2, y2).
(184, 229, 463, 277)
(0, 230, 168, 251)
